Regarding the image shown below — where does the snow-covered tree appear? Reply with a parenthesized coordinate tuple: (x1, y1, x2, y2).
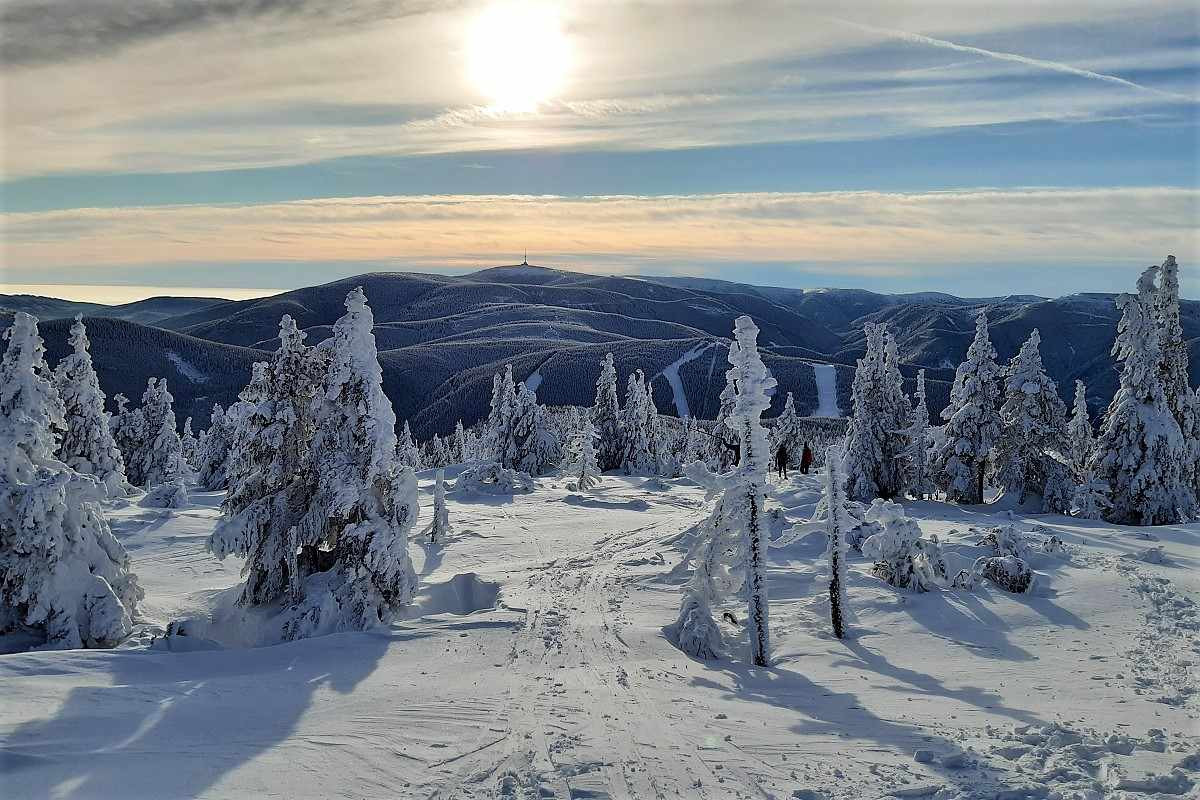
(562, 418, 602, 491)
(1066, 380, 1094, 482)
(510, 381, 558, 475)
(195, 402, 236, 490)
(1091, 266, 1195, 525)
(53, 315, 127, 495)
(621, 370, 661, 475)
(842, 323, 911, 501)
(180, 417, 199, 470)
(110, 392, 143, 477)
(1155, 255, 1200, 508)
(126, 378, 184, 490)
(823, 445, 849, 639)
(936, 310, 1002, 504)
(680, 415, 702, 467)
(208, 316, 326, 607)
(670, 316, 776, 666)
(591, 352, 624, 472)
(861, 500, 946, 592)
(902, 369, 934, 500)
(771, 392, 803, 469)
(0, 312, 142, 649)
(284, 288, 419, 639)
(426, 469, 451, 544)
(451, 420, 466, 463)
(995, 329, 1069, 507)
(712, 371, 740, 470)
(396, 421, 422, 470)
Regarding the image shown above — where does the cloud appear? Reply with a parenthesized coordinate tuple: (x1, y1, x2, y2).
(4, 188, 1194, 295)
(0, 0, 450, 66)
(832, 17, 1194, 102)
(2, 2, 1193, 178)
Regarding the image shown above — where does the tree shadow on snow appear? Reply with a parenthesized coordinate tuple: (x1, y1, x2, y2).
(0, 630, 406, 799)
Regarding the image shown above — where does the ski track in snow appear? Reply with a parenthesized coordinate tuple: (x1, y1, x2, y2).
(165, 351, 208, 384)
(524, 372, 543, 394)
(656, 342, 715, 418)
(1, 476, 1198, 800)
(812, 363, 840, 417)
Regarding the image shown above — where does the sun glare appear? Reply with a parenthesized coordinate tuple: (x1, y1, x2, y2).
(467, 1, 571, 112)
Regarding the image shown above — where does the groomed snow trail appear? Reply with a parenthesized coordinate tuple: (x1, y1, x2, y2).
(811, 364, 840, 417)
(2, 475, 1198, 799)
(656, 342, 715, 418)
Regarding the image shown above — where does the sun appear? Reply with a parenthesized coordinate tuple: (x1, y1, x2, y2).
(466, 1, 571, 112)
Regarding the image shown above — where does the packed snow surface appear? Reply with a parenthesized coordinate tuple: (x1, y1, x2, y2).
(165, 351, 208, 384)
(813, 363, 841, 417)
(657, 341, 715, 418)
(1, 472, 1198, 799)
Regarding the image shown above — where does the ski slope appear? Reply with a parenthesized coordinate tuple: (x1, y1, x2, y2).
(1, 473, 1197, 799)
(812, 363, 841, 417)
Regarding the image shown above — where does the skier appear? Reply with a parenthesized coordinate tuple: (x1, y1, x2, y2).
(800, 442, 814, 474)
(775, 441, 789, 479)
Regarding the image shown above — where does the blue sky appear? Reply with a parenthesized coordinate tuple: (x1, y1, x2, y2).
(1, 1, 1197, 299)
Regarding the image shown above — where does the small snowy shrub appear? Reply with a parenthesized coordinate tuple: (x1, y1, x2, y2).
(860, 499, 946, 592)
(140, 479, 189, 509)
(453, 462, 534, 495)
(975, 555, 1034, 594)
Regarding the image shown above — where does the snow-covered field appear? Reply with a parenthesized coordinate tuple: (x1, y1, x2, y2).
(2, 472, 1198, 800)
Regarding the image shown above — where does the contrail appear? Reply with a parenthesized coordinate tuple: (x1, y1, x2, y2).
(833, 18, 1191, 103)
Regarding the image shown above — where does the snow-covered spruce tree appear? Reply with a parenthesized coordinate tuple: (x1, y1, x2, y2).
(282, 288, 418, 639)
(425, 469, 451, 544)
(1155, 255, 1200, 509)
(510, 381, 558, 475)
(902, 370, 934, 500)
(771, 392, 802, 469)
(936, 310, 1002, 505)
(995, 329, 1070, 508)
(621, 370, 660, 475)
(180, 417, 199, 470)
(670, 316, 777, 666)
(562, 418, 602, 491)
(427, 434, 450, 468)
(396, 421, 422, 470)
(842, 323, 911, 501)
(195, 402, 236, 490)
(1090, 266, 1194, 525)
(451, 420, 466, 463)
(208, 316, 327, 607)
(1066, 380, 1094, 482)
(110, 392, 144, 477)
(0, 312, 142, 649)
(484, 364, 519, 466)
(823, 445, 849, 639)
(712, 371, 741, 471)
(591, 352, 624, 472)
(680, 415, 702, 467)
(126, 378, 185, 490)
(53, 315, 128, 495)
(861, 499, 946, 592)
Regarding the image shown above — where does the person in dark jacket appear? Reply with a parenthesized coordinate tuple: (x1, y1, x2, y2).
(800, 443, 814, 474)
(775, 443, 789, 479)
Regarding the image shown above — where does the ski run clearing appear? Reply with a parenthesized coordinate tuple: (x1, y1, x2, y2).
(811, 364, 841, 418)
(2, 470, 1197, 800)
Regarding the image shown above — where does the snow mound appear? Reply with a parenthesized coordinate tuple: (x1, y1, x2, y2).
(411, 573, 500, 617)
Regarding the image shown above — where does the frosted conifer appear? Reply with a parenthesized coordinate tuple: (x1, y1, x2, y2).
(936, 310, 1002, 504)
(591, 353, 624, 472)
(0, 313, 142, 649)
(1091, 266, 1194, 525)
(53, 315, 127, 495)
(995, 329, 1069, 507)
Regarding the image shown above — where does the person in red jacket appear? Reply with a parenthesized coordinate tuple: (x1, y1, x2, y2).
(799, 443, 814, 475)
